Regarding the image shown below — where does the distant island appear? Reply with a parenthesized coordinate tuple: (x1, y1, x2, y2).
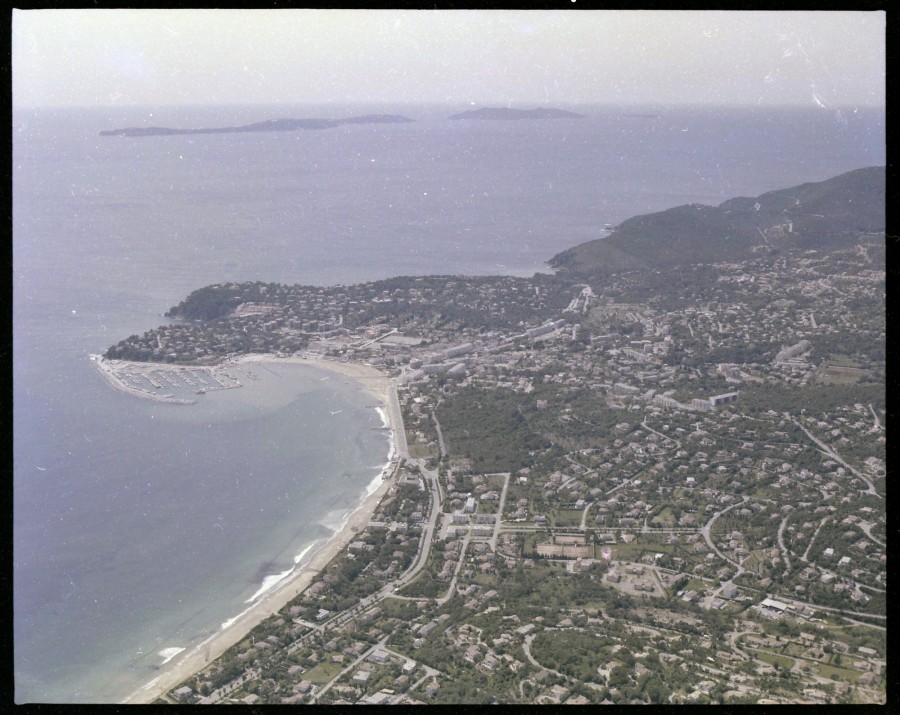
(449, 107, 584, 121)
(100, 114, 414, 137)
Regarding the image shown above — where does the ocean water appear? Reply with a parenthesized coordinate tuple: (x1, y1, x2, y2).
(13, 103, 884, 702)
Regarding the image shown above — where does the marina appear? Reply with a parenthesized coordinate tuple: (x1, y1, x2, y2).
(90, 355, 243, 405)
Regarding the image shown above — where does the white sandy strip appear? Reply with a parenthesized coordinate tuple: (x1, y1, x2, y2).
(120, 354, 400, 704)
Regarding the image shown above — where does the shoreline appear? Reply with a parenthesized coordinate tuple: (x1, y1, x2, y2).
(120, 353, 402, 704)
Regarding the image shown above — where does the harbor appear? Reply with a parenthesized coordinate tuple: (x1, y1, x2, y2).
(90, 355, 243, 404)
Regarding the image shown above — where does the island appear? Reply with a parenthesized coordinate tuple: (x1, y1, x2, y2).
(448, 107, 584, 121)
(99, 114, 414, 137)
(104, 167, 885, 705)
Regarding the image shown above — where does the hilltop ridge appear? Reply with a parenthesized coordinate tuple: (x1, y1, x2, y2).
(549, 166, 884, 277)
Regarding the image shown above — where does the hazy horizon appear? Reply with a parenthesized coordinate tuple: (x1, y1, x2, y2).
(13, 10, 884, 110)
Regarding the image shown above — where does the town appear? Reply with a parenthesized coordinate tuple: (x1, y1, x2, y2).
(107, 224, 886, 705)
(104, 170, 886, 704)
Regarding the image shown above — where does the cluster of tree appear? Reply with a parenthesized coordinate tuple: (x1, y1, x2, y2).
(165, 283, 264, 320)
(436, 386, 557, 473)
(530, 630, 613, 683)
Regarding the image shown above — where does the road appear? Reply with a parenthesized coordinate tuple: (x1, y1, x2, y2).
(858, 520, 885, 548)
(430, 410, 446, 459)
(868, 404, 882, 431)
(393, 459, 443, 593)
(387, 382, 409, 458)
(521, 633, 569, 682)
(766, 593, 886, 621)
(800, 517, 828, 562)
(701, 497, 749, 577)
(489, 473, 511, 552)
(579, 501, 594, 529)
(776, 515, 793, 575)
(640, 418, 681, 449)
(789, 416, 879, 498)
(436, 532, 471, 606)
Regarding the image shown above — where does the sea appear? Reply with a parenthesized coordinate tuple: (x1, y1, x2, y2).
(12, 102, 884, 702)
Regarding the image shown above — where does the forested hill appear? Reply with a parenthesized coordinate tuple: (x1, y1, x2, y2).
(549, 166, 885, 277)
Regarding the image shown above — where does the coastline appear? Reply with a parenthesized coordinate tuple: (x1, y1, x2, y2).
(120, 354, 402, 704)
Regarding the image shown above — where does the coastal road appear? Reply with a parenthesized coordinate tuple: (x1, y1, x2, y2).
(394, 459, 443, 591)
(388, 383, 408, 458)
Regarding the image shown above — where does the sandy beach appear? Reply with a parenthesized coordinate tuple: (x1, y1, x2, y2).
(120, 354, 401, 704)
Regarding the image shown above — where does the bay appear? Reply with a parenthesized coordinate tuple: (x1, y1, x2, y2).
(13, 102, 884, 702)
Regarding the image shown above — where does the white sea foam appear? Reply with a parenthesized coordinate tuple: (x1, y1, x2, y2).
(244, 565, 295, 604)
(139, 676, 160, 691)
(319, 507, 351, 534)
(364, 470, 383, 497)
(221, 605, 254, 631)
(375, 406, 389, 428)
(293, 542, 316, 565)
(158, 647, 185, 665)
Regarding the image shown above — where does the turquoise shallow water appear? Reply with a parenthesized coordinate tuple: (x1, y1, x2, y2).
(13, 103, 883, 702)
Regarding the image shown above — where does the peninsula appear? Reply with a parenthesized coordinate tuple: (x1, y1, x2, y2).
(105, 168, 884, 705)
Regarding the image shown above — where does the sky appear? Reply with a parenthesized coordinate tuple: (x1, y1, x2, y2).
(12, 9, 885, 109)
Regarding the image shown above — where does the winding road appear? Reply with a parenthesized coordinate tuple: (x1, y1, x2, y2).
(701, 496, 750, 577)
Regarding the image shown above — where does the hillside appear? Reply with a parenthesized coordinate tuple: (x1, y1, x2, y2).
(549, 166, 885, 277)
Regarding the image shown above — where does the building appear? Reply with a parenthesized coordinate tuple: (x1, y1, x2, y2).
(775, 340, 812, 363)
(612, 382, 640, 396)
(709, 391, 739, 407)
(172, 687, 193, 701)
(759, 597, 788, 614)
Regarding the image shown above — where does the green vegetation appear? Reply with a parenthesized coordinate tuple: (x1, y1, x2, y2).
(436, 387, 556, 473)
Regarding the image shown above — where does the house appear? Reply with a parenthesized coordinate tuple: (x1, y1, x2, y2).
(172, 686, 192, 701)
(363, 691, 393, 705)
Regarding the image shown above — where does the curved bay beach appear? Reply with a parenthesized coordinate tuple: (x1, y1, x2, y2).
(119, 354, 404, 704)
